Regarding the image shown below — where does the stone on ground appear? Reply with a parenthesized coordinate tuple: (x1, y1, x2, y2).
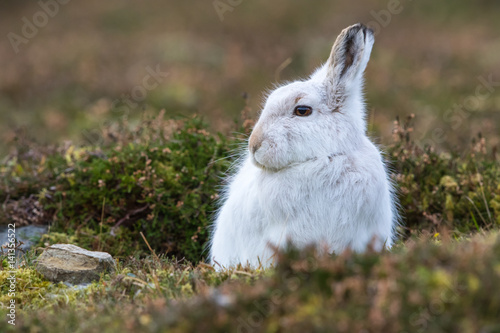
(36, 244, 116, 284)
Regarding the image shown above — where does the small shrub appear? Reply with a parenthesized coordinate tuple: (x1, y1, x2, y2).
(1, 113, 235, 262)
(388, 115, 499, 237)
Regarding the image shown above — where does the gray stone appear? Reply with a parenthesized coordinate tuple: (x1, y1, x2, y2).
(36, 244, 116, 284)
(0, 224, 48, 254)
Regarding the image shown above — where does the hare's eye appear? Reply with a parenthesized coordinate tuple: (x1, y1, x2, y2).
(294, 106, 312, 117)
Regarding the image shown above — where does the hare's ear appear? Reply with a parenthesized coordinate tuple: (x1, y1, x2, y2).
(324, 23, 374, 108)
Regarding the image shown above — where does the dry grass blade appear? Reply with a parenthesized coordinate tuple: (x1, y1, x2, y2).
(140, 231, 161, 263)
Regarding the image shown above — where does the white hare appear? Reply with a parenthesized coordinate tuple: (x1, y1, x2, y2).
(210, 23, 398, 269)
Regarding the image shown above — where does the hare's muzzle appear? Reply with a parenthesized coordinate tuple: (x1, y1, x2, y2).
(249, 126, 264, 155)
(249, 139, 263, 155)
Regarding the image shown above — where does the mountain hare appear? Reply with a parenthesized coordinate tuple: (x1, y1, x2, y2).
(210, 23, 398, 269)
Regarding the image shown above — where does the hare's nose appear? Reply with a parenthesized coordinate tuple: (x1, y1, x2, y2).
(250, 139, 262, 154)
(249, 126, 264, 154)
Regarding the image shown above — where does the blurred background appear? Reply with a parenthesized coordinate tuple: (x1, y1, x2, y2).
(1, 0, 499, 156)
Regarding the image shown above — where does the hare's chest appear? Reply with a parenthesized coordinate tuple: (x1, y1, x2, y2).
(255, 167, 347, 224)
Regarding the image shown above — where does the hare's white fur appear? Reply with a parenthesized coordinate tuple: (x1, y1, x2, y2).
(210, 24, 398, 269)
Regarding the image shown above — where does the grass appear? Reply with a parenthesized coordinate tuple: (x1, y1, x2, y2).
(1, 232, 500, 332)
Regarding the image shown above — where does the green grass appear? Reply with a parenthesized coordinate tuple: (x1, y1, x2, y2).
(1, 232, 500, 332)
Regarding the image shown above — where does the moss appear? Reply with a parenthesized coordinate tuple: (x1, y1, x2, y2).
(0, 268, 72, 310)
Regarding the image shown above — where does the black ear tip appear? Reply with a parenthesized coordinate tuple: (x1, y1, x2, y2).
(350, 23, 363, 33)
(353, 23, 374, 40)
(347, 23, 374, 39)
